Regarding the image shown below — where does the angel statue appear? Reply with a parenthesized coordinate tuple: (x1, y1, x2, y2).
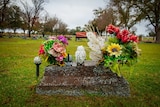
(75, 45, 86, 65)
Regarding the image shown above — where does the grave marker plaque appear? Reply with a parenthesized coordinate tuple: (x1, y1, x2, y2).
(36, 61, 130, 96)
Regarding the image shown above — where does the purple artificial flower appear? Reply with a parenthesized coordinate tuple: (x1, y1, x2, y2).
(57, 35, 68, 45)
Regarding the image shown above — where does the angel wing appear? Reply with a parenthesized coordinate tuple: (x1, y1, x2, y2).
(86, 32, 106, 62)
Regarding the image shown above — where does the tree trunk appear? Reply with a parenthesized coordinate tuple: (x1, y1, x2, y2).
(28, 30, 31, 37)
(22, 29, 25, 35)
(155, 30, 160, 43)
(28, 24, 31, 37)
(13, 29, 16, 34)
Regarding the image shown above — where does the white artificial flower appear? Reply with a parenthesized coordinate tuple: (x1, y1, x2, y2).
(86, 32, 106, 63)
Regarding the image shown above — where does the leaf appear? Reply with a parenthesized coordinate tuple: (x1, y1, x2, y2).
(107, 36, 119, 44)
(110, 63, 121, 77)
(44, 56, 49, 62)
(44, 40, 54, 52)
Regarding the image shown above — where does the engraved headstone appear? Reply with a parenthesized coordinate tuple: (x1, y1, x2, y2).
(36, 61, 130, 96)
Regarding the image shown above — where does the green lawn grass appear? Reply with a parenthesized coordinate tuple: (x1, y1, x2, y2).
(0, 37, 160, 107)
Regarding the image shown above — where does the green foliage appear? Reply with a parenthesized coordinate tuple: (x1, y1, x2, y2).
(107, 36, 119, 44)
(43, 39, 54, 52)
(0, 38, 160, 106)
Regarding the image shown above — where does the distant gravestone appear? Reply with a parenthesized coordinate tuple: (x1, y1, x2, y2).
(21, 35, 27, 39)
(36, 61, 130, 96)
(32, 36, 38, 40)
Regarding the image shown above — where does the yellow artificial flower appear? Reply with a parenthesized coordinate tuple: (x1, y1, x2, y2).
(62, 52, 67, 58)
(107, 43, 122, 57)
(133, 42, 141, 56)
(58, 62, 65, 66)
(101, 46, 107, 53)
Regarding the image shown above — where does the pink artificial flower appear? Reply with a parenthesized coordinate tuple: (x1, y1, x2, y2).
(49, 36, 56, 40)
(55, 55, 64, 61)
(53, 42, 65, 53)
(106, 24, 120, 34)
(129, 34, 138, 42)
(39, 45, 45, 55)
(48, 48, 60, 57)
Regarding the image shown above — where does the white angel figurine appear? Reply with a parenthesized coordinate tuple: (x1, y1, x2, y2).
(75, 45, 86, 65)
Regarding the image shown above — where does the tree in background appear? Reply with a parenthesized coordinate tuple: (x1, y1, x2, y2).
(0, 0, 10, 32)
(57, 20, 68, 35)
(132, 0, 160, 43)
(41, 15, 68, 35)
(87, 7, 117, 35)
(8, 5, 22, 33)
(75, 26, 82, 32)
(21, 0, 45, 37)
(68, 29, 76, 35)
(109, 0, 144, 30)
(43, 17, 58, 34)
(93, 7, 117, 33)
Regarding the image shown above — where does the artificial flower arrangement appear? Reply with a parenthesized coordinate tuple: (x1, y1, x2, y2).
(87, 24, 141, 76)
(38, 35, 68, 66)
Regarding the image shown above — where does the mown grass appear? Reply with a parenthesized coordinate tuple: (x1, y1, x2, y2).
(0, 37, 160, 107)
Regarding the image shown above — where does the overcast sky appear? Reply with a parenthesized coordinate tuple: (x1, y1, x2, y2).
(44, 0, 107, 29)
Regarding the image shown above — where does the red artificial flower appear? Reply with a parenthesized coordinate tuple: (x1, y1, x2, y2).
(117, 29, 130, 43)
(121, 29, 130, 36)
(39, 44, 45, 55)
(121, 35, 129, 43)
(106, 24, 120, 34)
(117, 33, 122, 39)
(129, 34, 138, 42)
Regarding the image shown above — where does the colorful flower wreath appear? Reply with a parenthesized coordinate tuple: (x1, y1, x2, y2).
(38, 35, 68, 66)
